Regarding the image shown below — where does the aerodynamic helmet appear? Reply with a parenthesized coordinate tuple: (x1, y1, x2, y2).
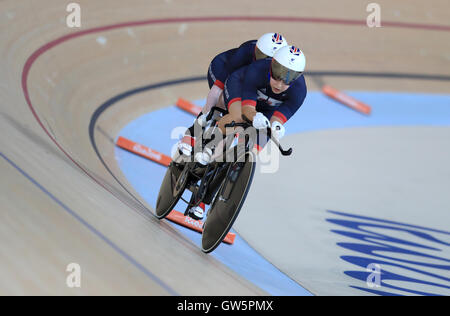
(270, 45, 306, 84)
(254, 32, 288, 60)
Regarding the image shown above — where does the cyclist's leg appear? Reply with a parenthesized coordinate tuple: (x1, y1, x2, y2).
(203, 86, 223, 115)
(178, 62, 219, 155)
(204, 55, 226, 114)
(215, 91, 227, 111)
(195, 98, 238, 164)
(197, 76, 245, 164)
(178, 111, 203, 157)
(181, 56, 226, 146)
(217, 77, 244, 134)
(217, 100, 244, 134)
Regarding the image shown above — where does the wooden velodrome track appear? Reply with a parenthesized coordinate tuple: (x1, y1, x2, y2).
(1, 0, 449, 295)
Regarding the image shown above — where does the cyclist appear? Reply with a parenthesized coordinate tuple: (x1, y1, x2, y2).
(195, 45, 307, 165)
(188, 45, 307, 220)
(178, 33, 288, 158)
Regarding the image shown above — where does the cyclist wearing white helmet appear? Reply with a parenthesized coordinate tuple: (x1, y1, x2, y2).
(178, 33, 288, 160)
(217, 45, 306, 140)
(192, 45, 307, 171)
(181, 36, 292, 222)
(208, 32, 288, 91)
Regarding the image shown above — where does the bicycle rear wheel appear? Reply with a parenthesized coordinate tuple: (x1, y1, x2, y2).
(155, 162, 188, 219)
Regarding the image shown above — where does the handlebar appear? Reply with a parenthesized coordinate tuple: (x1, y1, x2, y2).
(224, 121, 252, 129)
(206, 106, 228, 121)
(223, 116, 293, 156)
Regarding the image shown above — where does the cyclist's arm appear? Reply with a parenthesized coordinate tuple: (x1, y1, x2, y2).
(241, 61, 268, 111)
(270, 115, 284, 125)
(270, 78, 307, 124)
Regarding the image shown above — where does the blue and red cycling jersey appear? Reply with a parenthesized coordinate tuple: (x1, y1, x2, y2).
(207, 40, 257, 89)
(223, 58, 307, 124)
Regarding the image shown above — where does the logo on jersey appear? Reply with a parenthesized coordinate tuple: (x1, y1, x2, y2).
(271, 33, 284, 45)
(289, 46, 301, 56)
(257, 90, 283, 107)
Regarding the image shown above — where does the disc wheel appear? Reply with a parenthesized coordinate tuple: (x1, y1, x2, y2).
(155, 162, 189, 219)
(201, 153, 256, 253)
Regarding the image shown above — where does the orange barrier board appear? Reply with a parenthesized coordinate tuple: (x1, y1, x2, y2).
(116, 136, 236, 245)
(322, 85, 372, 115)
(116, 136, 172, 167)
(176, 98, 202, 116)
(166, 210, 236, 245)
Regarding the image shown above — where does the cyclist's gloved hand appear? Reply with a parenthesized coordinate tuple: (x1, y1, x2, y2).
(271, 121, 285, 140)
(196, 113, 208, 127)
(253, 112, 271, 129)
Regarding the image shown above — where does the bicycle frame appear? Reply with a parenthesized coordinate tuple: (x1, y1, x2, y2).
(180, 106, 292, 217)
(181, 107, 252, 215)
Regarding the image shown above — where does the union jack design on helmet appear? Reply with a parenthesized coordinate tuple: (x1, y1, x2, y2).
(289, 46, 301, 56)
(271, 45, 306, 84)
(255, 33, 288, 60)
(271, 33, 284, 45)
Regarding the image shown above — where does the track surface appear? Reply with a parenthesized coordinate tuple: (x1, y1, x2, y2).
(115, 92, 450, 296)
(1, 0, 449, 295)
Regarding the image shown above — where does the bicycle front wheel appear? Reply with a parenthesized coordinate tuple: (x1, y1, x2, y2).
(201, 152, 256, 253)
